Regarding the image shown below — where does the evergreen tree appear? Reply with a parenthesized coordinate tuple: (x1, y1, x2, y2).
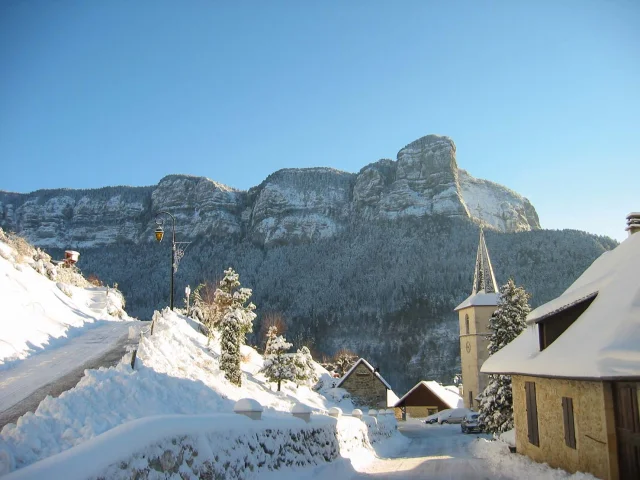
(214, 268, 256, 336)
(215, 268, 257, 386)
(478, 279, 531, 434)
(264, 325, 278, 355)
(220, 310, 243, 386)
(261, 334, 295, 391)
(293, 346, 318, 386)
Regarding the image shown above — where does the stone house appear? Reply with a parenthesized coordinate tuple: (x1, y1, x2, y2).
(482, 213, 640, 480)
(336, 358, 398, 409)
(394, 380, 463, 419)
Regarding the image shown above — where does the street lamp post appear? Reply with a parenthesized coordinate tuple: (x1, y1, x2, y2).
(154, 211, 190, 310)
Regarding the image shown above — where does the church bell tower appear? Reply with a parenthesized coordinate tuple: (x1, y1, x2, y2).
(454, 228, 499, 409)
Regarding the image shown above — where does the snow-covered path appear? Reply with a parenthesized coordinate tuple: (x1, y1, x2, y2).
(350, 422, 512, 479)
(0, 321, 139, 415)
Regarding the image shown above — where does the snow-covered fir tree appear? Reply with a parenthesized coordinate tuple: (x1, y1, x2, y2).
(293, 346, 318, 386)
(264, 325, 278, 355)
(220, 310, 243, 386)
(215, 268, 257, 386)
(261, 334, 295, 391)
(478, 278, 531, 434)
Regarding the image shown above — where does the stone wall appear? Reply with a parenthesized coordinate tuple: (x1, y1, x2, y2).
(512, 375, 618, 480)
(340, 363, 388, 408)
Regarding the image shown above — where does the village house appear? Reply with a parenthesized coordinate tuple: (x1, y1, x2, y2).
(455, 228, 500, 409)
(336, 358, 399, 409)
(482, 213, 640, 480)
(394, 380, 463, 420)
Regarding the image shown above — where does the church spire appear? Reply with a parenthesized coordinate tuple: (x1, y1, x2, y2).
(472, 228, 498, 295)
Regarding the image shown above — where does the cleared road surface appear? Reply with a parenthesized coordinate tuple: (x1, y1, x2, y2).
(351, 422, 513, 479)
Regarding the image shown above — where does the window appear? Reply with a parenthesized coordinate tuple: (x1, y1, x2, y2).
(562, 397, 576, 449)
(465, 314, 470, 335)
(538, 294, 597, 350)
(468, 390, 473, 408)
(525, 382, 539, 446)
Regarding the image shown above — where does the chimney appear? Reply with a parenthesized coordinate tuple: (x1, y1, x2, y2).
(626, 212, 640, 237)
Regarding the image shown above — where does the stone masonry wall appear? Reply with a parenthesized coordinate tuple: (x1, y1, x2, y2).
(340, 363, 388, 408)
(512, 375, 617, 480)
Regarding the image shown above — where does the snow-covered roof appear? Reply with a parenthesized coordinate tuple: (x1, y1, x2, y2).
(336, 358, 393, 391)
(394, 380, 463, 409)
(386, 389, 400, 408)
(454, 292, 499, 311)
(482, 233, 640, 379)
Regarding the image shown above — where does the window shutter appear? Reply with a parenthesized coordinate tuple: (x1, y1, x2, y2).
(562, 397, 576, 449)
(526, 382, 539, 446)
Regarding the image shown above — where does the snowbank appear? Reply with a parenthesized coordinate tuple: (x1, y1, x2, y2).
(0, 309, 361, 473)
(471, 438, 598, 479)
(499, 428, 516, 447)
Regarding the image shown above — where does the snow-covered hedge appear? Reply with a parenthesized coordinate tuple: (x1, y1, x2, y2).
(357, 413, 397, 444)
(3, 412, 398, 480)
(373, 412, 398, 440)
(3, 414, 340, 480)
(335, 416, 371, 454)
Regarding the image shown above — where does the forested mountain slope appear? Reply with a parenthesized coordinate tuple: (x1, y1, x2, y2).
(66, 217, 615, 394)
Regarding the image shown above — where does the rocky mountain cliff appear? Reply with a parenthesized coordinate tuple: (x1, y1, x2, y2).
(0, 135, 539, 249)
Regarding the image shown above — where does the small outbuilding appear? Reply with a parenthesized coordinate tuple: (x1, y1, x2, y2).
(336, 358, 398, 409)
(394, 381, 464, 419)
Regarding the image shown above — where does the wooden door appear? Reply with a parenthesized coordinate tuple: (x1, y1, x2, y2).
(613, 382, 640, 479)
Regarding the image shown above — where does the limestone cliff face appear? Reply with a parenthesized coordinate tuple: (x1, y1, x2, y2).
(150, 175, 246, 241)
(355, 135, 469, 219)
(0, 134, 540, 248)
(247, 168, 353, 245)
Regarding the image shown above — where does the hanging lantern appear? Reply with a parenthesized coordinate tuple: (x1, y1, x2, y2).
(155, 225, 164, 242)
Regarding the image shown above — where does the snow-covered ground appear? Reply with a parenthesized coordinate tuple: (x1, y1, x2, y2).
(0, 232, 140, 418)
(0, 234, 131, 370)
(471, 433, 598, 479)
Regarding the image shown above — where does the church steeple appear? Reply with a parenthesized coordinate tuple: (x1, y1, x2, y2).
(472, 228, 498, 295)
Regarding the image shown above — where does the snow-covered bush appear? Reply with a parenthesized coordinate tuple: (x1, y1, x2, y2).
(4, 231, 32, 262)
(105, 287, 127, 318)
(322, 349, 358, 377)
(55, 264, 91, 288)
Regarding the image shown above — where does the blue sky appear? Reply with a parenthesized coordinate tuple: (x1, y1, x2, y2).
(1, 1, 638, 241)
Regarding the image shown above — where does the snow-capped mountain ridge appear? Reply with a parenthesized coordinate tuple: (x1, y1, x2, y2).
(0, 134, 539, 248)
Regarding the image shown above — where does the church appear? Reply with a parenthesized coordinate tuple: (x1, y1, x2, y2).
(454, 228, 499, 409)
